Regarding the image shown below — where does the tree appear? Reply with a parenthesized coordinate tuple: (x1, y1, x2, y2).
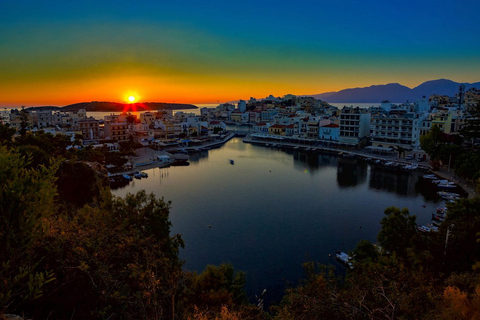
(461, 103, 480, 148)
(454, 152, 480, 182)
(377, 207, 417, 259)
(420, 124, 445, 160)
(36, 190, 184, 319)
(272, 263, 344, 320)
(18, 107, 30, 138)
(442, 197, 480, 273)
(390, 145, 406, 159)
(184, 264, 247, 313)
(0, 146, 58, 313)
(0, 123, 16, 147)
(352, 239, 379, 263)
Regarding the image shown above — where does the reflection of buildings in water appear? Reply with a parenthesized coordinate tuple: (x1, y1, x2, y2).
(187, 150, 209, 163)
(292, 151, 338, 173)
(336, 158, 368, 188)
(368, 165, 419, 197)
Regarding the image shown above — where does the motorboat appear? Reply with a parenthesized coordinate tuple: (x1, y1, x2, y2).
(335, 251, 354, 269)
(437, 181, 457, 189)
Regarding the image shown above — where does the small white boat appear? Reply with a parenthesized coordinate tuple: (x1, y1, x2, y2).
(432, 179, 449, 184)
(423, 174, 437, 179)
(335, 251, 354, 269)
(437, 182, 457, 189)
(437, 191, 460, 200)
(417, 225, 431, 232)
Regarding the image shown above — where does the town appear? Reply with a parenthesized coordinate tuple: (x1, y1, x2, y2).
(1, 86, 479, 172)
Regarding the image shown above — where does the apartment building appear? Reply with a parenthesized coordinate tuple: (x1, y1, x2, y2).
(370, 111, 426, 150)
(104, 121, 129, 141)
(78, 117, 100, 143)
(338, 107, 371, 145)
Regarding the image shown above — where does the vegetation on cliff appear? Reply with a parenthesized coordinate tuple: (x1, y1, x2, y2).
(1, 124, 480, 319)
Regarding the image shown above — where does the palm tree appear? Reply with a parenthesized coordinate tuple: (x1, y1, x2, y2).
(390, 145, 406, 159)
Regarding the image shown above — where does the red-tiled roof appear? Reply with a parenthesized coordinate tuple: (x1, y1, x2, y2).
(321, 123, 339, 128)
(270, 124, 286, 129)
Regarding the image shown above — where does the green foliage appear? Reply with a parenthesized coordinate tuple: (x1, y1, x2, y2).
(19, 107, 29, 137)
(0, 123, 16, 147)
(0, 146, 59, 312)
(15, 131, 72, 166)
(442, 197, 480, 272)
(377, 207, 417, 259)
(437, 144, 465, 167)
(454, 151, 480, 181)
(461, 104, 480, 147)
(272, 263, 344, 320)
(184, 264, 247, 313)
(420, 124, 445, 159)
(352, 239, 379, 263)
(55, 161, 110, 212)
(37, 190, 184, 319)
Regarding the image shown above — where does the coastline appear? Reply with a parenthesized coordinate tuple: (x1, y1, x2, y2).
(110, 132, 477, 199)
(109, 132, 236, 176)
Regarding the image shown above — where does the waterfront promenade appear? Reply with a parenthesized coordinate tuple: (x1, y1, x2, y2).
(112, 132, 477, 199)
(242, 135, 478, 199)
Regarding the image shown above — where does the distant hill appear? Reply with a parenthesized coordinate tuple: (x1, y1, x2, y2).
(311, 79, 480, 103)
(61, 101, 198, 112)
(25, 106, 61, 111)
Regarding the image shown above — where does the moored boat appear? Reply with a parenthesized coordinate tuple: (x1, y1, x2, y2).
(335, 251, 354, 269)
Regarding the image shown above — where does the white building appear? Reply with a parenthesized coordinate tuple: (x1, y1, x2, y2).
(370, 111, 426, 150)
(319, 123, 340, 142)
(338, 107, 371, 145)
(238, 100, 246, 112)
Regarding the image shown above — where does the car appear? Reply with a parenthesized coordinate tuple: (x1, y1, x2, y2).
(405, 155, 414, 160)
(416, 157, 424, 162)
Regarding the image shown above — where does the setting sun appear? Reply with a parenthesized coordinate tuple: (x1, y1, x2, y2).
(128, 96, 135, 102)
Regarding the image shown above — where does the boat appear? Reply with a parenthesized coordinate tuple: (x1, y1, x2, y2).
(335, 251, 354, 269)
(404, 163, 418, 170)
(437, 181, 457, 189)
(432, 213, 445, 222)
(423, 174, 437, 179)
(437, 191, 460, 200)
(417, 225, 431, 232)
(432, 179, 449, 184)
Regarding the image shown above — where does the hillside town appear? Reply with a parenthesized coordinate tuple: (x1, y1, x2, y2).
(1, 86, 479, 164)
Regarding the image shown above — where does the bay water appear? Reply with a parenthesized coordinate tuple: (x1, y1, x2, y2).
(112, 137, 443, 305)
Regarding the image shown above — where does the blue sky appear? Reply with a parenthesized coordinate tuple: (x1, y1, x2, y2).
(1, 0, 479, 105)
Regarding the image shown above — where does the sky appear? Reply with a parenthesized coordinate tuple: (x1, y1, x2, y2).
(1, 0, 480, 107)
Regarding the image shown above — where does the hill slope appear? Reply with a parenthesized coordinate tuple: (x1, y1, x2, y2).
(61, 101, 198, 112)
(311, 79, 480, 103)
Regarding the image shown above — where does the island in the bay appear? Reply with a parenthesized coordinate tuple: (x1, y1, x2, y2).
(24, 101, 198, 112)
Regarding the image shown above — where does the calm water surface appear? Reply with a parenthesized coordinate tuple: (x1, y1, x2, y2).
(112, 138, 445, 304)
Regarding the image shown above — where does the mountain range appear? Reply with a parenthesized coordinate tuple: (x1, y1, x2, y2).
(309, 79, 480, 103)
